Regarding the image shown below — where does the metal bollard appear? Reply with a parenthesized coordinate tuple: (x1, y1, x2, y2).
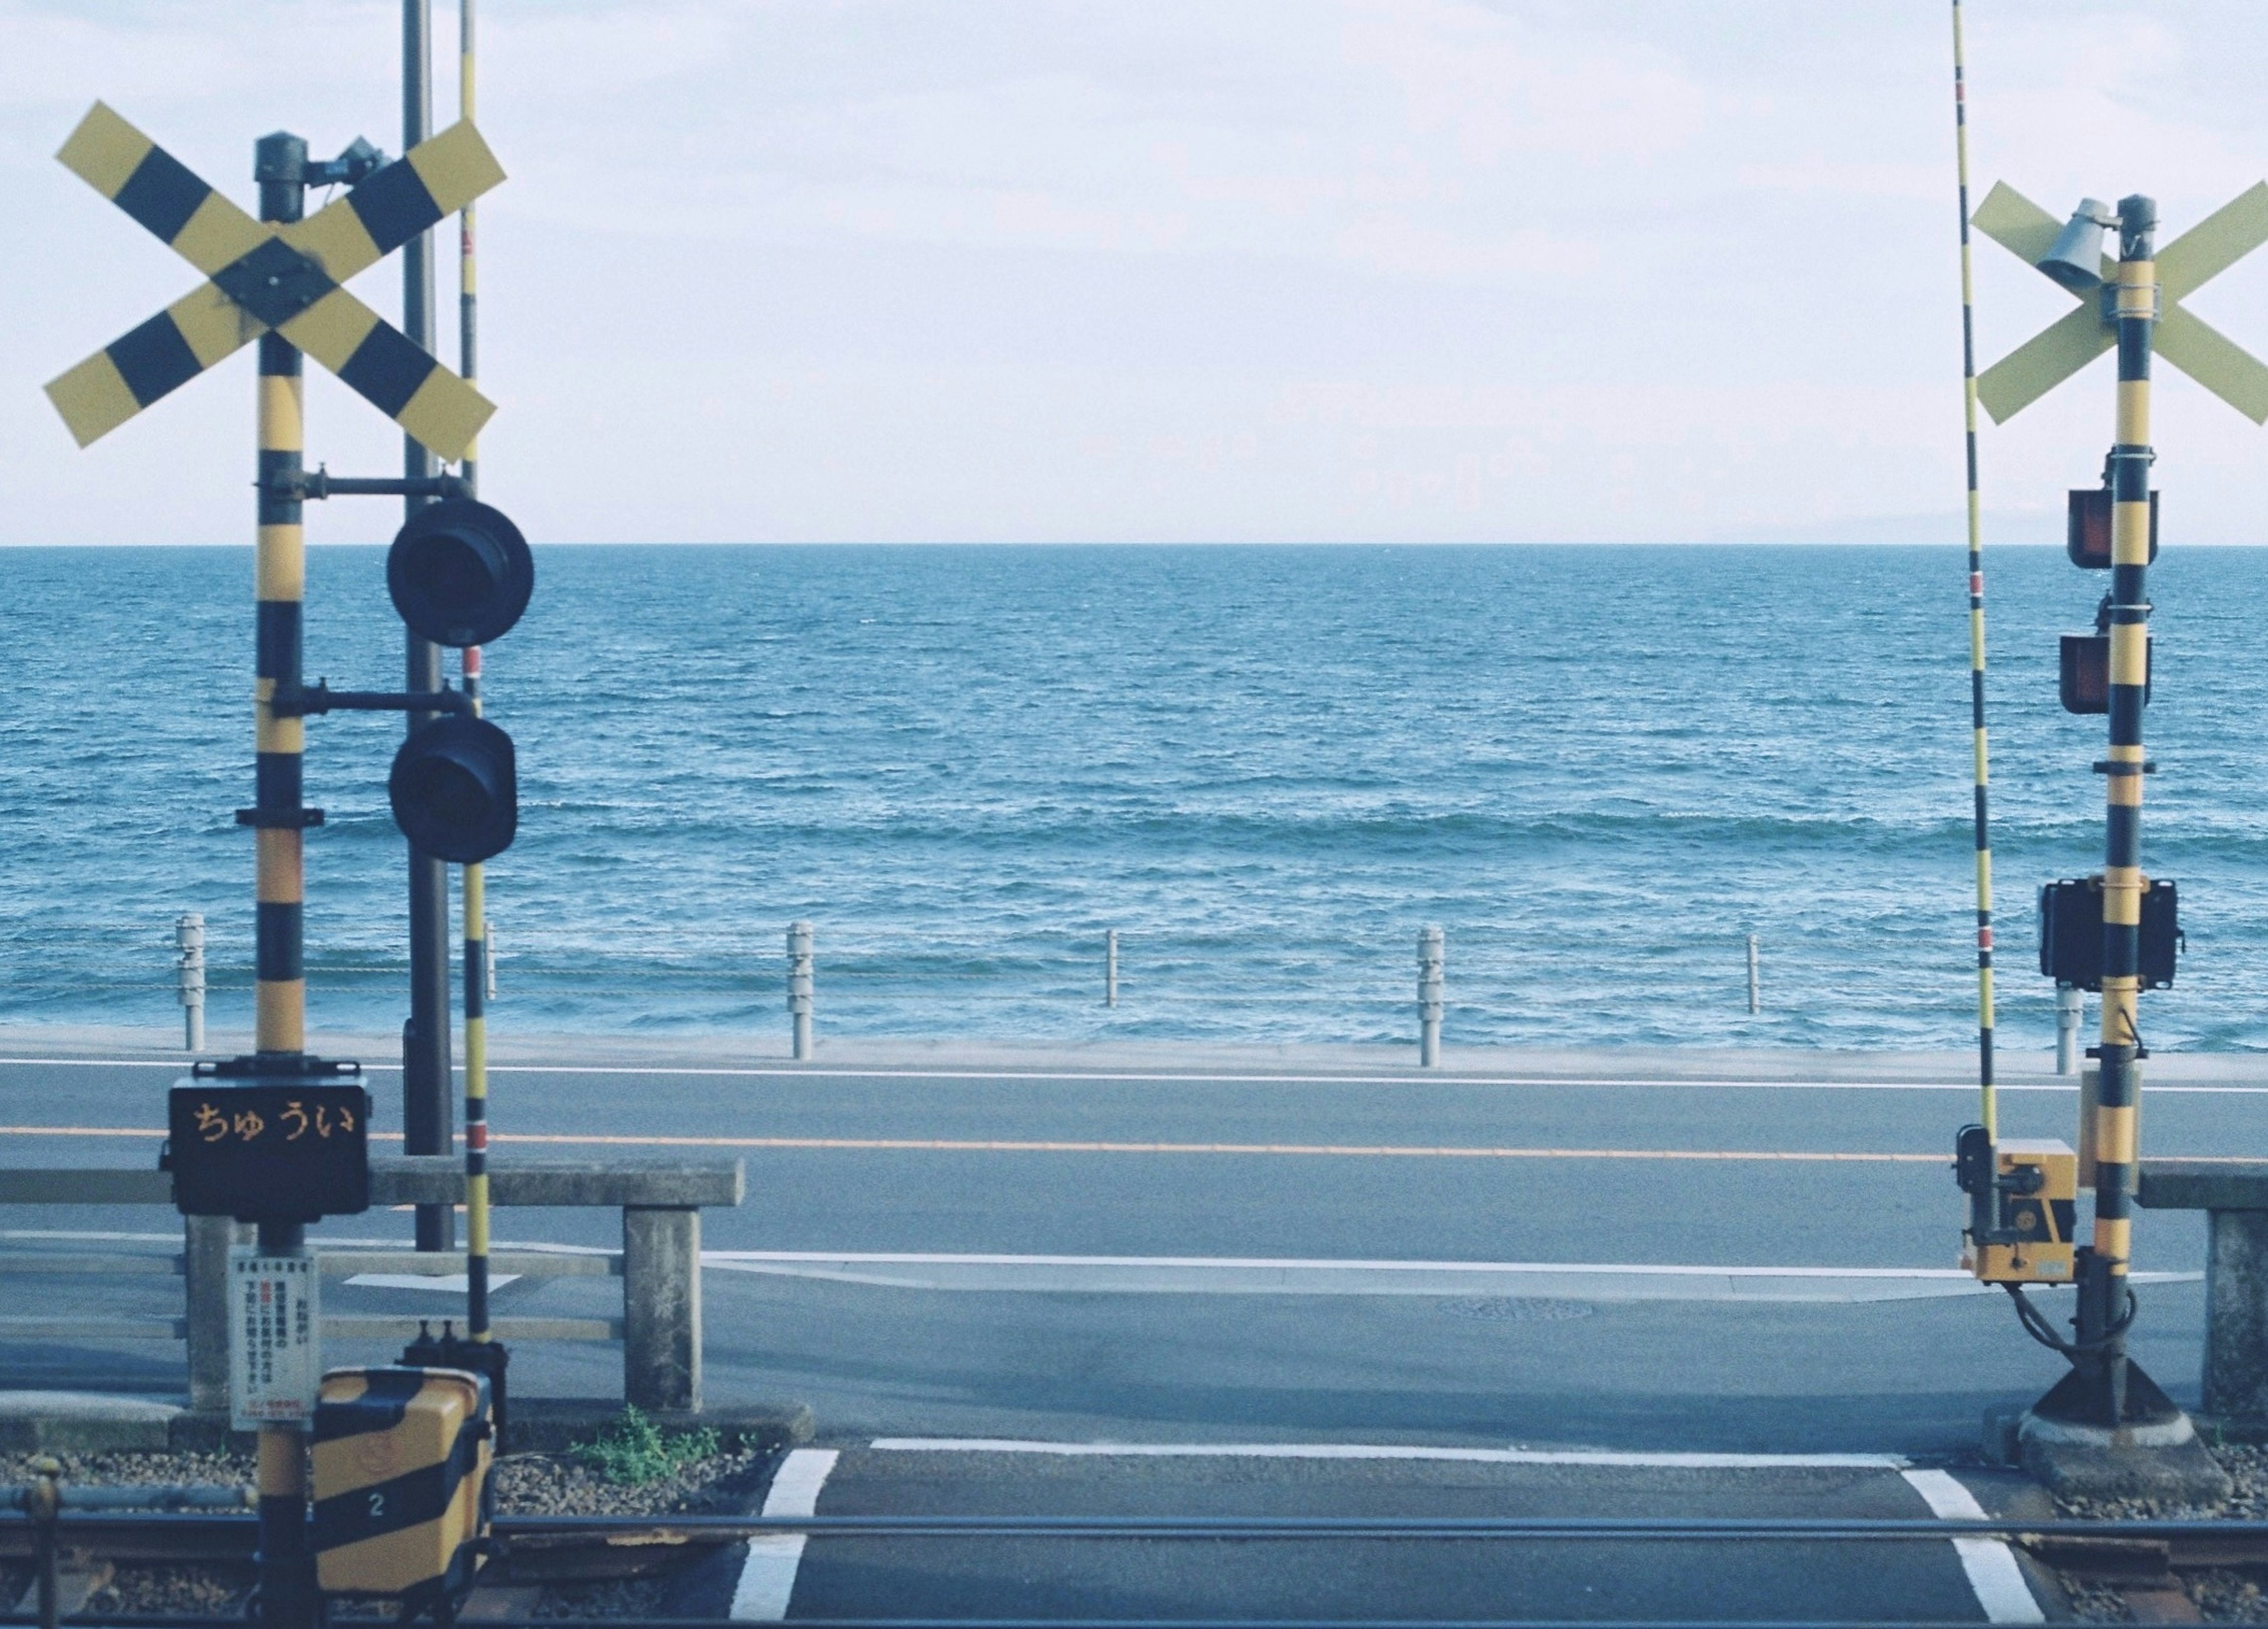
(1106, 930, 1119, 1009)
(27, 1457, 57, 1629)
(787, 920, 814, 1060)
(175, 913, 206, 1053)
(1418, 926, 1444, 1068)
(2055, 982, 2084, 1076)
(1746, 934, 1761, 1016)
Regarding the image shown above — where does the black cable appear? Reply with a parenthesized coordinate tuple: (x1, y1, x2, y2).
(2004, 1279, 2137, 1357)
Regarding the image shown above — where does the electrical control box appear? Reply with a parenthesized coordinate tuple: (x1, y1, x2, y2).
(2038, 875, 2179, 992)
(1959, 1135, 2078, 1285)
(313, 1366, 491, 1605)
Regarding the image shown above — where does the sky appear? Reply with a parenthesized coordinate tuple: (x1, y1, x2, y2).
(4, 1, 2267, 546)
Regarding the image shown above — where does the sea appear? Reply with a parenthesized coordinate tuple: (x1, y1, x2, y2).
(4, 542, 2266, 1053)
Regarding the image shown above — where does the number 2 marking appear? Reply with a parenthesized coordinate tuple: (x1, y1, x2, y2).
(368, 1491, 386, 1520)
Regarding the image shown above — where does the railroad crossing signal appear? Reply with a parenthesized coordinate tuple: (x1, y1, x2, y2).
(1973, 180, 2268, 423)
(43, 102, 503, 461)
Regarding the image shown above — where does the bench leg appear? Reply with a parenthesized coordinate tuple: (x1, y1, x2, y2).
(2205, 1208, 2268, 1421)
(623, 1206, 701, 1413)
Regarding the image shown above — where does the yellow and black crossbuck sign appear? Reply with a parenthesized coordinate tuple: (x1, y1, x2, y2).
(1973, 180, 2268, 424)
(44, 103, 503, 461)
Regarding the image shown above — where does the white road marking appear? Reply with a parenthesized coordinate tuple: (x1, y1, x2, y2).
(11, 1054, 2266, 1091)
(344, 1273, 522, 1292)
(0, 1232, 2204, 1301)
(1899, 1468, 2047, 1625)
(869, 1438, 1911, 1468)
(730, 1447, 839, 1621)
(700, 1250, 2200, 1302)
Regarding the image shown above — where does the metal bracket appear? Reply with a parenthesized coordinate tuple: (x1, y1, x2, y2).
(192, 1054, 362, 1080)
(233, 807, 325, 829)
(305, 137, 384, 188)
(2100, 281, 2163, 324)
(269, 681, 475, 719)
(2091, 760, 2158, 776)
(259, 465, 472, 502)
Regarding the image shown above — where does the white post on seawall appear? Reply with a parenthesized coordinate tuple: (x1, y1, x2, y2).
(1746, 934, 1761, 1016)
(175, 913, 206, 1053)
(787, 920, 814, 1060)
(1418, 926, 1445, 1068)
(2055, 982, 2084, 1077)
(1106, 930, 1119, 1009)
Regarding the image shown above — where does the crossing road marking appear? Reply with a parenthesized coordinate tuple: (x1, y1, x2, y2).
(731, 1448, 838, 1621)
(1899, 1468, 2047, 1624)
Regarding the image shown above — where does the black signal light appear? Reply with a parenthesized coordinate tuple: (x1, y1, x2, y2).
(390, 715, 517, 864)
(387, 498, 533, 648)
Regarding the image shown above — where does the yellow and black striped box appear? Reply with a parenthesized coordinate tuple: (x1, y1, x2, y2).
(314, 1366, 491, 1601)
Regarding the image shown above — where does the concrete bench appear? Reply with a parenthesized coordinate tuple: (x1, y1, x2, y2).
(0, 1156, 743, 1416)
(2137, 1159, 2268, 1421)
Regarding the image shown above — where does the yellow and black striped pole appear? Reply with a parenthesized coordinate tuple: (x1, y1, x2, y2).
(463, 646, 492, 1340)
(1951, 1, 1997, 1157)
(459, 0, 494, 1350)
(250, 128, 320, 1629)
(460, 0, 479, 497)
(253, 139, 310, 1064)
(2076, 193, 2159, 1424)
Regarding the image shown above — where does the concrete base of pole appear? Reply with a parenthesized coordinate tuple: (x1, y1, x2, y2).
(2018, 1361, 2231, 1503)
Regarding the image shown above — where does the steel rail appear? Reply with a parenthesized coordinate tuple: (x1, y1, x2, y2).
(0, 1617, 2049, 1629)
(9, 1509, 2268, 1540)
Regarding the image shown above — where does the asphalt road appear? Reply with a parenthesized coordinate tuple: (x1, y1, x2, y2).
(0, 1038, 2251, 1449)
(2, 1036, 2257, 1621)
(699, 1443, 2056, 1625)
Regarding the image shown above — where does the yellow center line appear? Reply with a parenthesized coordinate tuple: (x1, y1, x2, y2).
(0, 1125, 1939, 1161)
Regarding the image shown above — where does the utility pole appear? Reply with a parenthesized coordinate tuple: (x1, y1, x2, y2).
(249, 127, 318, 1629)
(402, 0, 455, 1253)
(47, 61, 518, 1627)
(1959, 161, 2268, 1499)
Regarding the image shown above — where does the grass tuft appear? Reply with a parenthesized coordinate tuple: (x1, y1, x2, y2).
(571, 1406, 720, 1485)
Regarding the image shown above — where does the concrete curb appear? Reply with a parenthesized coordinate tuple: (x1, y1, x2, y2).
(4, 1022, 2226, 1083)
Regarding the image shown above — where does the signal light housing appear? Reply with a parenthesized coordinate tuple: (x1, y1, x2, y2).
(2066, 488, 2159, 569)
(2059, 632, 2151, 714)
(387, 498, 533, 649)
(389, 715, 517, 864)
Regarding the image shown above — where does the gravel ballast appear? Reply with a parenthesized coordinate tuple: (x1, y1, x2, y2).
(0, 1439, 777, 1620)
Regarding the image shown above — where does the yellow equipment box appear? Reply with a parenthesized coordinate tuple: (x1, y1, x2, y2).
(1963, 1137, 2077, 1285)
(313, 1366, 491, 1605)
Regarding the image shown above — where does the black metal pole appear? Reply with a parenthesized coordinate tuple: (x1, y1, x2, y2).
(402, 0, 455, 1252)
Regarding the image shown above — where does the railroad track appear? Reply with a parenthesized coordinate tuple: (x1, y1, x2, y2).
(5, 1510, 2268, 1571)
(5, 1510, 2266, 1624)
